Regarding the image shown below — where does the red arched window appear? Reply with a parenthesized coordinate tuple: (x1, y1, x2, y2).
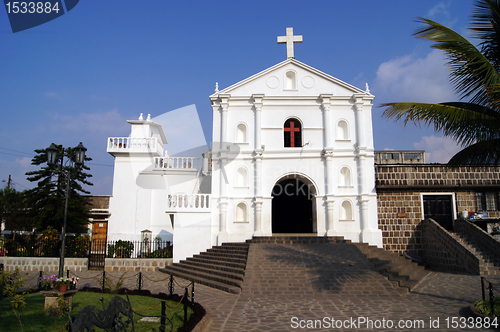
(284, 119, 302, 147)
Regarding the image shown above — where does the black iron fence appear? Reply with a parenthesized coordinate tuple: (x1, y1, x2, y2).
(480, 277, 500, 316)
(1, 237, 172, 259)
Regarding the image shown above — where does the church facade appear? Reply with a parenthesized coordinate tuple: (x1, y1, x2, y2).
(106, 29, 383, 262)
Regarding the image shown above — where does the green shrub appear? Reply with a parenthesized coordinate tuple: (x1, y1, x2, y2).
(108, 240, 134, 258)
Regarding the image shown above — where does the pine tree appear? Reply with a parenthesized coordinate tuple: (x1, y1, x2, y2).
(25, 145, 93, 233)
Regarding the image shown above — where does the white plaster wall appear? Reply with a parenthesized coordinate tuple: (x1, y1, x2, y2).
(172, 212, 213, 263)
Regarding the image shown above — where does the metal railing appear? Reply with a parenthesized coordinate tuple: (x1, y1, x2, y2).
(1, 238, 172, 259)
(480, 277, 500, 316)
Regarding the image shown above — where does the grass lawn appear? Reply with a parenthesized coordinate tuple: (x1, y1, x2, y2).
(0, 291, 193, 332)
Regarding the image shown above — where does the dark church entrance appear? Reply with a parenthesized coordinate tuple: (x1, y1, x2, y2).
(272, 178, 313, 233)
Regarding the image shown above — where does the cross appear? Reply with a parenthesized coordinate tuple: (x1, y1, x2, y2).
(277, 27, 303, 59)
(284, 121, 300, 147)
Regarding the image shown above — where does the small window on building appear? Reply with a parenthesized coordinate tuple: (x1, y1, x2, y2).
(381, 152, 400, 160)
(236, 123, 247, 143)
(404, 153, 422, 160)
(340, 167, 351, 187)
(337, 120, 349, 140)
(236, 203, 247, 222)
(476, 192, 499, 211)
(284, 118, 302, 147)
(340, 200, 353, 220)
(285, 71, 296, 89)
(236, 167, 247, 187)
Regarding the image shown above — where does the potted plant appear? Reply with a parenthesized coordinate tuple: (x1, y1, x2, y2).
(55, 277, 72, 292)
(39, 274, 57, 290)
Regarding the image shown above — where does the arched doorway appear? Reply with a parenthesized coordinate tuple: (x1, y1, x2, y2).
(271, 177, 314, 233)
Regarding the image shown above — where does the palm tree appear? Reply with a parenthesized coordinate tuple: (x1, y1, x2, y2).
(382, 0, 500, 165)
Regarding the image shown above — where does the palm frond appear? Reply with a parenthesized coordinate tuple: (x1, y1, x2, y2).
(381, 102, 500, 146)
(414, 17, 500, 107)
(448, 138, 500, 164)
(471, 0, 500, 69)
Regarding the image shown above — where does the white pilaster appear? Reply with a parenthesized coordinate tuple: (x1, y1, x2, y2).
(320, 94, 333, 149)
(321, 94, 336, 236)
(253, 94, 264, 151)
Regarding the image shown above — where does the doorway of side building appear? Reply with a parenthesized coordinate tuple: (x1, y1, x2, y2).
(89, 221, 108, 270)
(272, 178, 314, 233)
(422, 194, 455, 230)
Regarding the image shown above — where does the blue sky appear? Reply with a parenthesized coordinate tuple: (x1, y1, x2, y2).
(0, 0, 475, 194)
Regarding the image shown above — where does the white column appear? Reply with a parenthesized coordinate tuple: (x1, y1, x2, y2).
(254, 152, 263, 236)
(253, 94, 264, 151)
(320, 94, 333, 149)
(325, 151, 336, 236)
(218, 151, 229, 244)
(321, 95, 336, 236)
(354, 96, 365, 151)
(218, 94, 230, 244)
(354, 95, 370, 242)
(252, 94, 264, 236)
(219, 94, 230, 148)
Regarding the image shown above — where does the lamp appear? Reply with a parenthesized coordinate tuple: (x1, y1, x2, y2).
(74, 142, 87, 167)
(46, 143, 59, 167)
(45, 142, 87, 278)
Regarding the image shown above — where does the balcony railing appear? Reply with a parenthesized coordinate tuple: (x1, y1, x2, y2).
(154, 157, 200, 170)
(107, 137, 163, 156)
(167, 194, 211, 210)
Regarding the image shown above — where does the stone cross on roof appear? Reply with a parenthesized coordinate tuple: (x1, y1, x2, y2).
(277, 27, 303, 59)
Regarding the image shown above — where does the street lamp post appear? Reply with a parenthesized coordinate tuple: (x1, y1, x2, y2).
(47, 142, 87, 278)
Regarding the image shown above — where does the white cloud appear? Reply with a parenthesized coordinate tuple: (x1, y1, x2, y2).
(16, 157, 32, 169)
(427, 1, 451, 19)
(413, 135, 462, 163)
(374, 49, 457, 103)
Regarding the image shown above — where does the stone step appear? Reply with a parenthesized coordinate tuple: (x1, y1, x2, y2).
(186, 256, 247, 270)
(159, 267, 242, 294)
(248, 236, 349, 244)
(162, 264, 243, 288)
(160, 241, 249, 294)
(207, 246, 249, 253)
(221, 242, 250, 248)
(353, 243, 429, 295)
(205, 248, 249, 257)
(452, 231, 500, 275)
(173, 262, 244, 281)
(181, 259, 246, 276)
(197, 252, 247, 264)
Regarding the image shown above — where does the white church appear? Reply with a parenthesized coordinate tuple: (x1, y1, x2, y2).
(106, 28, 383, 262)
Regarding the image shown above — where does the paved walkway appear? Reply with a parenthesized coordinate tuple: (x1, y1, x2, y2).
(21, 243, 500, 331)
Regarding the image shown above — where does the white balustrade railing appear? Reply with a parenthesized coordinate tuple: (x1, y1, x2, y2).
(155, 157, 200, 170)
(167, 194, 211, 210)
(107, 137, 162, 155)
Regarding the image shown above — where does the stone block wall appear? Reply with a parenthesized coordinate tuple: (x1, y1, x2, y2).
(421, 218, 479, 274)
(0, 257, 88, 272)
(376, 165, 500, 188)
(377, 191, 423, 255)
(0, 257, 172, 272)
(376, 165, 500, 255)
(104, 258, 172, 272)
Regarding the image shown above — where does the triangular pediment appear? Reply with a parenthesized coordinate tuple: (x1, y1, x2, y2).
(210, 59, 370, 98)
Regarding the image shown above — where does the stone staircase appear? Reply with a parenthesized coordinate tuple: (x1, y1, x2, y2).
(450, 232, 500, 275)
(160, 235, 431, 296)
(353, 243, 430, 295)
(159, 242, 249, 294)
(248, 234, 351, 244)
